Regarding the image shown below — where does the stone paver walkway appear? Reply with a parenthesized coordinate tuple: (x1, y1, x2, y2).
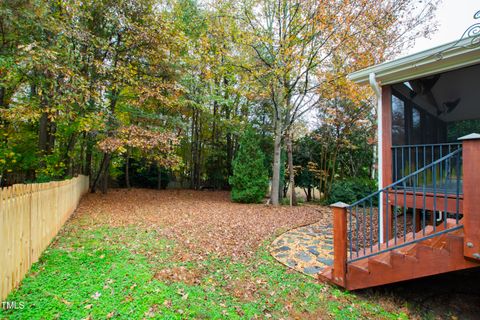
(270, 221, 333, 277)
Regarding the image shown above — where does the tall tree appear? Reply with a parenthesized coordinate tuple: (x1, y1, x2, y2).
(174, 0, 250, 190)
(238, 0, 439, 205)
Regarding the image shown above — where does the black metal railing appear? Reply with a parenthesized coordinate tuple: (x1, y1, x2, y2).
(347, 147, 463, 263)
(392, 143, 462, 193)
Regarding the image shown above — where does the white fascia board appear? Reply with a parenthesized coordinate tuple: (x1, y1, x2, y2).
(348, 38, 480, 86)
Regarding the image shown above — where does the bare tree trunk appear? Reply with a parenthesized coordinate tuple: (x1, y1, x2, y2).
(195, 112, 203, 189)
(325, 143, 339, 199)
(91, 153, 109, 193)
(48, 120, 56, 152)
(0, 87, 5, 108)
(190, 106, 195, 189)
(38, 112, 49, 155)
(84, 134, 93, 177)
(79, 132, 86, 176)
(94, 88, 117, 194)
(125, 148, 131, 189)
(157, 164, 162, 190)
(226, 123, 233, 178)
(101, 157, 110, 194)
(318, 143, 328, 199)
(286, 131, 297, 206)
(38, 108, 56, 174)
(190, 107, 202, 190)
(270, 118, 282, 205)
(63, 132, 78, 178)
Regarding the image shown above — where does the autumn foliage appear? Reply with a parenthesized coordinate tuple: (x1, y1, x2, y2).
(0, 0, 439, 198)
(98, 126, 181, 169)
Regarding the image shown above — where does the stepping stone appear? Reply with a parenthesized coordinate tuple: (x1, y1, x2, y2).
(286, 259, 298, 267)
(275, 253, 288, 259)
(274, 246, 291, 252)
(303, 266, 323, 275)
(312, 240, 321, 244)
(307, 245, 317, 250)
(317, 257, 333, 266)
(321, 245, 333, 250)
(295, 251, 312, 262)
(308, 248, 320, 256)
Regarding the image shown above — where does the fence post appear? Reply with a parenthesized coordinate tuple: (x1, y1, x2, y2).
(330, 202, 349, 287)
(459, 133, 480, 261)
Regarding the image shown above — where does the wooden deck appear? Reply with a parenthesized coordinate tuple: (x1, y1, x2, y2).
(386, 190, 463, 214)
(321, 137, 480, 291)
(324, 189, 479, 290)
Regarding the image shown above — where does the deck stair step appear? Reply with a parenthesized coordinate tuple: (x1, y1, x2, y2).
(351, 225, 433, 260)
(319, 219, 480, 290)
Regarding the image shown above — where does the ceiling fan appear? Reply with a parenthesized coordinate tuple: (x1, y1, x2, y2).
(407, 75, 461, 116)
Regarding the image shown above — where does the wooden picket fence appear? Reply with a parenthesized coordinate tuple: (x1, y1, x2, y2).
(0, 175, 89, 300)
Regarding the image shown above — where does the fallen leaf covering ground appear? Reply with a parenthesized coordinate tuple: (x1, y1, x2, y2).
(73, 189, 326, 260)
(1, 189, 478, 319)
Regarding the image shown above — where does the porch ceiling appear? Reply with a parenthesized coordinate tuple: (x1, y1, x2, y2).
(348, 37, 480, 86)
(393, 63, 480, 122)
(430, 64, 480, 122)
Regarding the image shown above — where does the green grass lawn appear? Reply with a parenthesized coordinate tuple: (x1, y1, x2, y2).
(0, 223, 408, 319)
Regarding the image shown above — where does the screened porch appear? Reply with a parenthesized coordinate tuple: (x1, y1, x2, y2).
(389, 63, 480, 195)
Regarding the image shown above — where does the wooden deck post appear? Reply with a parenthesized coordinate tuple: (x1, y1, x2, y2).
(331, 202, 349, 287)
(381, 85, 393, 242)
(459, 133, 480, 261)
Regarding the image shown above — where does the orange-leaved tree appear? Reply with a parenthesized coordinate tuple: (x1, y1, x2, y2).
(237, 0, 439, 205)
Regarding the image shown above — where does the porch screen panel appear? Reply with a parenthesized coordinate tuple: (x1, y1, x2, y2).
(412, 108, 422, 144)
(392, 95, 405, 145)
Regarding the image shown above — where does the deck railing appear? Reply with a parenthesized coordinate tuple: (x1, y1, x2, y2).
(346, 147, 463, 262)
(392, 143, 462, 193)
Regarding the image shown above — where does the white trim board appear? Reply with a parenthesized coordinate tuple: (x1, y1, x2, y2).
(348, 38, 480, 86)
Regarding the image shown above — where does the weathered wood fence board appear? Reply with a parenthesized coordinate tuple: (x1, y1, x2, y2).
(0, 175, 89, 300)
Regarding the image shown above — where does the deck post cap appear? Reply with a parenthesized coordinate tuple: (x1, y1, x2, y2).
(330, 202, 350, 208)
(458, 133, 480, 141)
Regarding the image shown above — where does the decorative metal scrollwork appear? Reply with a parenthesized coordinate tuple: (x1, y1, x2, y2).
(475, 10, 480, 20)
(430, 9, 480, 60)
(460, 10, 480, 47)
(411, 10, 480, 79)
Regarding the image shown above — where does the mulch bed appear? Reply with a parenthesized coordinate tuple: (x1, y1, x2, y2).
(350, 207, 414, 253)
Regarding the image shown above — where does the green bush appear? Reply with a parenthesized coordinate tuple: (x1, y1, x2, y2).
(229, 127, 269, 203)
(327, 178, 377, 205)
